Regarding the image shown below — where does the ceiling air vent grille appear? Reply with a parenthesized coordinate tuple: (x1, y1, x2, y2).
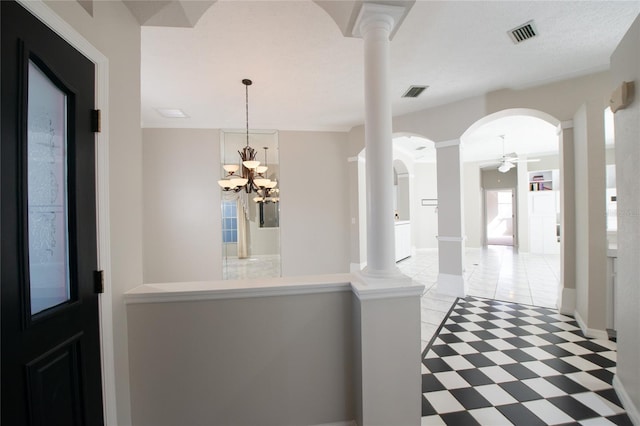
(508, 20, 538, 44)
(402, 85, 428, 98)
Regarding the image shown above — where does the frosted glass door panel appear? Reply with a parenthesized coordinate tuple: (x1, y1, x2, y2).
(27, 60, 70, 315)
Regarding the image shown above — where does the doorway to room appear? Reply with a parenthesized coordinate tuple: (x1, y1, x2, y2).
(485, 189, 515, 246)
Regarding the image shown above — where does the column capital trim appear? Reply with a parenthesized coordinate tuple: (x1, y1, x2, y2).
(352, 3, 406, 38)
(561, 120, 574, 130)
(437, 236, 465, 242)
(434, 139, 461, 149)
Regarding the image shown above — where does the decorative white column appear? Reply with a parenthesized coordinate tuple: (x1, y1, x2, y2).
(349, 5, 423, 426)
(354, 3, 406, 280)
(435, 139, 467, 297)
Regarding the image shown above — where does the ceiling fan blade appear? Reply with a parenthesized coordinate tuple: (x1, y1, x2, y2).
(512, 158, 541, 163)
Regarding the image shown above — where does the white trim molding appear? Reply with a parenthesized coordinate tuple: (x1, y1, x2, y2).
(351, 280, 424, 301)
(437, 273, 466, 298)
(351, 2, 407, 38)
(557, 287, 576, 316)
(437, 235, 465, 242)
(561, 120, 574, 130)
(574, 310, 609, 340)
(16, 1, 117, 423)
(434, 139, 461, 149)
(350, 262, 365, 273)
(613, 375, 640, 425)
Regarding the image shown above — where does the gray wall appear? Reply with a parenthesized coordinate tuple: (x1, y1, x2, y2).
(573, 101, 608, 333)
(141, 129, 351, 281)
(611, 13, 640, 420)
(127, 292, 355, 426)
(464, 162, 483, 247)
(143, 128, 222, 282)
(481, 168, 517, 190)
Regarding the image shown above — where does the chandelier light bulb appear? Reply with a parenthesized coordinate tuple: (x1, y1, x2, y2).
(253, 177, 271, 188)
(217, 179, 233, 189)
(223, 164, 239, 173)
(243, 160, 260, 169)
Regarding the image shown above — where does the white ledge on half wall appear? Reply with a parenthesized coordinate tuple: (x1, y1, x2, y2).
(124, 273, 424, 304)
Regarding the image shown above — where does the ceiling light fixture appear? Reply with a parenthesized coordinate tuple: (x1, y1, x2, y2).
(217, 79, 279, 203)
(498, 161, 514, 173)
(156, 108, 188, 118)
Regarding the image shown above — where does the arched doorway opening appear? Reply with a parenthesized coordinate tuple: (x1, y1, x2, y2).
(461, 109, 562, 307)
(354, 133, 437, 280)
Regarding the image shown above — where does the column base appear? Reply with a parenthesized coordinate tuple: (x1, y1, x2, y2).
(352, 270, 414, 298)
(436, 273, 466, 298)
(557, 286, 576, 316)
(351, 276, 423, 426)
(359, 265, 408, 281)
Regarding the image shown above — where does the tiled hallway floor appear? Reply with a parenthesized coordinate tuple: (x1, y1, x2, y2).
(420, 297, 630, 425)
(397, 245, 560, 350)
(398, 247, 629, 425)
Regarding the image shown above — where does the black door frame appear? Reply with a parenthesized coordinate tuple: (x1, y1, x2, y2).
(13, 0, 116, 421)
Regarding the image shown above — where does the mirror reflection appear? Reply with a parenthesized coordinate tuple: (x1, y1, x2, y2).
(220, 130, 280, 279)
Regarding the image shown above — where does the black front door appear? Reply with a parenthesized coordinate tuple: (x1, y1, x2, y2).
(2, 1, 104, 424)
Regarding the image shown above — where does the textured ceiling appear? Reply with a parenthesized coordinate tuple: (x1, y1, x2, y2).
(139, 0, 639, 158)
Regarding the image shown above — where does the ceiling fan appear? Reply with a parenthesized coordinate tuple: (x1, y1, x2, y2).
(483, 135, 540, 173)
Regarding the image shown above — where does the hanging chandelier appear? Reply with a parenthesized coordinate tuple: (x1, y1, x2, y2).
(253, 147, 279, 203)
(217, 79, 279, 203)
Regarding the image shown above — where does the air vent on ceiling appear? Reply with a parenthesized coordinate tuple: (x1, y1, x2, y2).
(508, 20, 538, 44)
(402, 85, 428, 98)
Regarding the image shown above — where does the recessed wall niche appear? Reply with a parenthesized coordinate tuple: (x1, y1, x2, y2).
(220, 130, 281, 279)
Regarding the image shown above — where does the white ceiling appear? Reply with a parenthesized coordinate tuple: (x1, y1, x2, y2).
(140, 0, 639, 153)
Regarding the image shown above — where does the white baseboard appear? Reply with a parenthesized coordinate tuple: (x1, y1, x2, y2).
(436, 273, 466, 298)
(613, 375, 640, 425)
(557, 287, 576, 315)
(573, 310, 609, 340)
(350, 262, 365, 273)
(415, 247, 438, 254)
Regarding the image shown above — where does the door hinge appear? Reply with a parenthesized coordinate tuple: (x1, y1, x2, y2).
(91, 109, 101, 133)
(94, 270, 105, 294)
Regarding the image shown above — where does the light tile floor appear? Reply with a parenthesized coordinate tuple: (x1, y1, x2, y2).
(222, 254, 281, 280)
(397, 245, 561, 351)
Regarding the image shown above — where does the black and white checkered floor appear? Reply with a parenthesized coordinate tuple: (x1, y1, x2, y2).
(421, 297, 631, 425)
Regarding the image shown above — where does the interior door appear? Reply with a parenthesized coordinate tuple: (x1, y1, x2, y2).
(485, 189, 515, 246)
(1, 1, 104, 424)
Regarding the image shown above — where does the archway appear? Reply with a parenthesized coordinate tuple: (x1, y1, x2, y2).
(354, 133, 437, 271)
(461, 108, 563, 308)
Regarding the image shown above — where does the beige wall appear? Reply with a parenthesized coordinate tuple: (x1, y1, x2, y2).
(142, 128, 222, 283)
(611, 13, 640, 421)
(279, 131, 351, 275)
(44, 2, 142, 424)
(413, 163, 438, 250)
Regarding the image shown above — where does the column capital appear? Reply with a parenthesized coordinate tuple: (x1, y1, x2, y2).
(434, 139, 461, 149)
(352, 3, 407, 38)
